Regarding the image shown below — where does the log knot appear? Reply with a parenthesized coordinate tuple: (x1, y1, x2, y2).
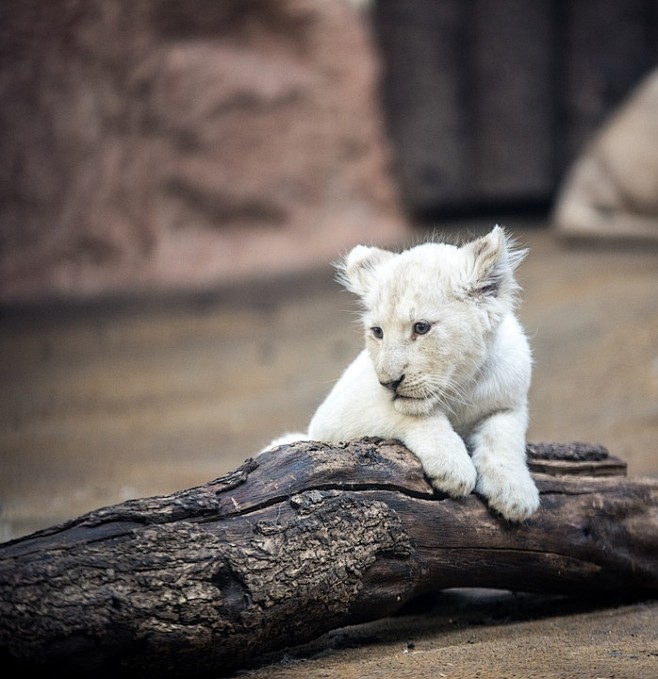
(224, 490, 412, 612)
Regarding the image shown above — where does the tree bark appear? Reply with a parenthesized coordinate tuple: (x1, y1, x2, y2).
(1, 440, 657, 677)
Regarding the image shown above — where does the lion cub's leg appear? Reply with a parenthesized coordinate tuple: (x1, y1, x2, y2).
(400, 414, 477, 498)
(469, 409, 540, 522)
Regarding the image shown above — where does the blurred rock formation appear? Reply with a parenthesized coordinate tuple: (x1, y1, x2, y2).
(553, 69, 658, 244)
(0, 0, 406, 303)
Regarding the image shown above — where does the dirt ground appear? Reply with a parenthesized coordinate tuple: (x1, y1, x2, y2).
(1, 221, 657, 677)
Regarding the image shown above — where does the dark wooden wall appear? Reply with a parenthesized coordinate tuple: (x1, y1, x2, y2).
(372, 0, 658, 219)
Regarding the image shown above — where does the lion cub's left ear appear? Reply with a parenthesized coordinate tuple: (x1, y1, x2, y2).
(336, 245, 395, 297)
(461, 226, 526, 302)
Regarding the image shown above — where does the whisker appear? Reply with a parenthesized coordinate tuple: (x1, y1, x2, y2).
(421, 374, 475, 413)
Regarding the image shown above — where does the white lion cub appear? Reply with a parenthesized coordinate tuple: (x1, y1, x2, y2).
(269, 226, 540, 522)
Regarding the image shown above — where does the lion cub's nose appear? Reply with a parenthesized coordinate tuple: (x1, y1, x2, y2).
(381, 375, 405, 393)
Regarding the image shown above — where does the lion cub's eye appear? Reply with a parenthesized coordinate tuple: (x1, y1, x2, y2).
(370, 326, 384, 339)
(413, 321, 431, 335)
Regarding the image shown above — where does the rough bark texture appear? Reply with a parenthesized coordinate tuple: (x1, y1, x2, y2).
(1, 440, 657, 677)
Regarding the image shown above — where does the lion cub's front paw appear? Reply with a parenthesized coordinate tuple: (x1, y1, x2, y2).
(421, 441, 477, 499)
(476, 469, 540, 522)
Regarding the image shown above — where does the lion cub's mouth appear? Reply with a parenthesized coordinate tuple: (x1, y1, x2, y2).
(391, 391, 437, 416)
(393, 393, 425, 402)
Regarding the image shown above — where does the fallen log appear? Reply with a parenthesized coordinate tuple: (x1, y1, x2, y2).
(1, 440, 657, 677)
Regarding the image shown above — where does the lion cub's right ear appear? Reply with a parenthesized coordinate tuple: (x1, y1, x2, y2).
(336, 245, 395, 297)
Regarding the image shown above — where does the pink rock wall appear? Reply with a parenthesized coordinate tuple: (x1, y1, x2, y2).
(0, 0, 406, 303)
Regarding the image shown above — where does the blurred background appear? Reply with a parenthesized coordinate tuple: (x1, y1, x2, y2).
(1, 0, 658, 541)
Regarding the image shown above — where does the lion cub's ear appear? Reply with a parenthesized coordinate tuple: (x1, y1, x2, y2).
(336, 245, 395, 297)
(461, 225, 526, 302)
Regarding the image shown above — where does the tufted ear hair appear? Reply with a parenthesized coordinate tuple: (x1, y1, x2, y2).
(336, 245, 395, 297)
(460, 226, 526, 303)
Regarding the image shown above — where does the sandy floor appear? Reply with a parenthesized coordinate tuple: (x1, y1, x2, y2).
(1, 221, 657, 676)
(240, 590, 658, 679)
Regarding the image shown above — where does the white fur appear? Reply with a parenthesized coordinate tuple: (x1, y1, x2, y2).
(266, 226, 540, 522)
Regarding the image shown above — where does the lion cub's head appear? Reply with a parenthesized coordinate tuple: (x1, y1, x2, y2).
(338, 226, 525, 416)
